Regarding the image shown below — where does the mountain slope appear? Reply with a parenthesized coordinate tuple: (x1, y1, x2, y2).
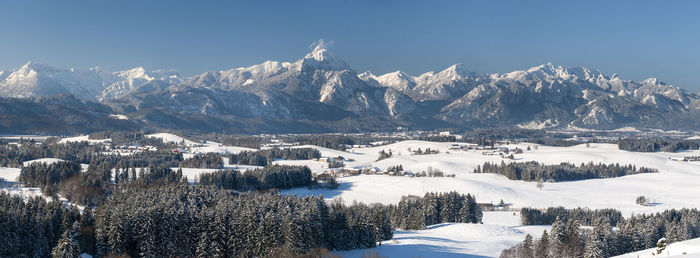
(0, 62, 181, 102)
(1, 44, 698, 133)
(0, 95, 139, 134)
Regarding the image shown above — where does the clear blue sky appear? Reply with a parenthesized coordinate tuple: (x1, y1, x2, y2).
(1, 0, 699, 91)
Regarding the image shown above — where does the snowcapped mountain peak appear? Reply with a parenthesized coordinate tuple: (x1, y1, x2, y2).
(18, 61, 61, 74)
(389, 70, 411, 79)
(527, 62, 556, 72)
(306, 43, 332, 62)
(444, 63, 465, 74)
(151, 69, 180, 80)
(374, 70, 417, 91)
(641, 77, 664, 86)
(300, 40, 350, 71)
(526, 62, 564, 77)
(114, 66, 152, 81)
(357, 71, 376, 80)
(438, 63, 475, 79)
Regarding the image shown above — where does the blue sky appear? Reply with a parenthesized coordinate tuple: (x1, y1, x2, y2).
(1, 0, 699, 91)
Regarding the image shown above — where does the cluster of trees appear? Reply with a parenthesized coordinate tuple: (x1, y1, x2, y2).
(0, 192, 83, 257)
(386, 165, 404, 172)
(502, 208, 700, 258)
(88, 130, 169, 147)
(198, 165, 312, 191)
(377, 149, 392, 161)
(18, 160, 81, 195)
(412, 148, 439, 155)
(69, 164, 184, 207)
(475, 161, 657, 182)
(285, 135, 358, 150)
(228, 147, 321, 166)
(618, 138, 700, 152)
(0, 140, 98, 167)
(93, 185, 393, 257)
(18, 154, 185, 206)
(283, 135, 399, 151)
(520, 207, 623, 227)
(636, 196, 650, 206)
(388, 192, 482, 230)
(5, 159, 488, 258)
(219, 135, 270, 149)
(88, 151, 183, 168)
(418, 135, 457, 142)
(461, 128, 583, 147)
(179, 153, 223, 169)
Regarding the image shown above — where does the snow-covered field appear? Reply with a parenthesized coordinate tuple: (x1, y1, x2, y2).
(22, 158, 66, 166)
(281, 141, 700, 257)
(0, 167, 55, 201)
(615, 237, 700, 257)
(4, 138, 700, 257)
(337, 211, 550, 258)
(177, 164, 261, 184)
(58, 135, 111, 144)
(285, 141, 700, 216)
(188, 141, 256, 155)
(146, 132, 198, 146)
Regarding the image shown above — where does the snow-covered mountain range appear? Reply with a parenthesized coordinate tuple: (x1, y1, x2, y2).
(1, 44, 698, 133)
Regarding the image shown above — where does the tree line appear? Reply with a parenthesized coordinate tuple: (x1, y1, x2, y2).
(387, 191, 482, 230)
(18, 160, 82, 195)
(198, 165, 313, 191)
(87, 130, 171, 148)
(474, 161, 657, 182)
(618, 138, 699, 152)
(179, 153, 224, 169)
(502, 207, 700, 258)
(2, 176, 484, 257)
(93, 185, 391, 257)
(227, 147, 321, 166)
(520, 207, 623, 227)
(0, 140, 98, 167)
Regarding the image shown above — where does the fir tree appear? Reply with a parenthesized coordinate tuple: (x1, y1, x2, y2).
(51, 222, 80, 258)
(522, 234, 535, 258)
(535, 230, 550, 258)
(584, 234, 605, 258)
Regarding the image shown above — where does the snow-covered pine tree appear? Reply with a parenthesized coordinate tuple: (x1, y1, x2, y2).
(522, 234, 535, 258)
(548, 217, 566, 257)
(195, 231, 211, 257)
(584, 234, 604, 258)
(51, 222, 80, 258)
(535, 230, 549, 258)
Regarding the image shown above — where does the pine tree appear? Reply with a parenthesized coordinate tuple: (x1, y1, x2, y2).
(548, 217, 566, 257)
(51, 222, 81, 258)
(196, 231, 211, 257)
(536, 230, 550, 258)
(107, 214, 125, 255)
(584, 234, 604, 258)
(522, 234, 535, 258)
